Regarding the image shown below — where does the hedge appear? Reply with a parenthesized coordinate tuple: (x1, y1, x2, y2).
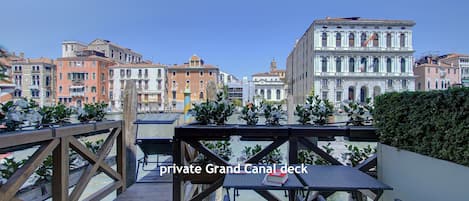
(373, 87, 469, 167)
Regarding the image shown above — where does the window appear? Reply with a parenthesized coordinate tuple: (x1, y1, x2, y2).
(267, 89, 272, 99)
(101, 73, 105, 81)
(59, 86, 62, 93)
(322, 32, 327, 47)
(402, 80, 407, 89)
(336, 79, 342, 88)
(120, 69, 125, 77)
(361, 58, 367, 72)
(199, 92, 204, 99)
(441, 80, 445, 89)
(102, 86, 105, 94)
(321, 57, 328, 72)
(373, 58, 379, 72)
(172, 71, 176, 76)
(400, 58, 406, 73)
(454, 69, 456, 74)
(349, 58, 355, 72)
(387, 58, 392, 73)
(322, 91, 328, 100)
(386, 33, 392, 48)
(91, 86, 97, 93)
(372, 33, 379, 47)
(336, 33, 341, 47)
(158, 69, 162, 77)
(336, 91, 342, 102)
(186, 71, 190, 76)
(93, 73, 96, 80)
(172, 91, 176, 99)
(209, 71, 213, 76)
(276, 89, 281, 100)
(400, 33, 406, 47)
(335, 58, 342, 72)
(109, 70, 113, 78)
(200, 71, 204, 76)
(126, 69, 131, 77)
(417, 82, 421, 90)
(321, 79, 328, 89)
(361, 33, 367, 47)
(387, 80, 393, 88)
(435, 80, 438, 89)
(172, 80, 176, 87)
(427, 81, 430, 89)
(200, 80, 204, 88)
(349, 33, 355, 47)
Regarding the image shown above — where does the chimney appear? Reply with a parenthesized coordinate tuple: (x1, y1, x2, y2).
(19, 52, 24, 58)
(427, 57, 431, 64)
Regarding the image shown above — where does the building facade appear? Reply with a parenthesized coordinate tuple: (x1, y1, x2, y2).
(62, 39, 143, 64)
(109, 63, 167, 112)
(167, 55, 219, 111)
(219, 71, 239, 85)
(55, 55, 114, 108)
(252, 59, 286, 105)
(439, 54, 469, 87)
(287, 17, 416, 111)
(11, 58, 56, 106)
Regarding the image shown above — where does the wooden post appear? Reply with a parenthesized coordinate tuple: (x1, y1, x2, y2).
(123, 80, 137, 187)
(52, 136, 70, 201)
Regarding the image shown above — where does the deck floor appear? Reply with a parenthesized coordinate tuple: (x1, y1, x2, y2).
(116, 165, 173, 201)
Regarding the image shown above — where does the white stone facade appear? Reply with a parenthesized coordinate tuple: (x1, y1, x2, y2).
(109, 64, 167, 112)
(287, 17, 416, 108)
(252, 75, 285, 105)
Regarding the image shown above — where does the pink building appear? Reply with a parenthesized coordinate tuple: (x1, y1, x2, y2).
(414, 56, 460, 91)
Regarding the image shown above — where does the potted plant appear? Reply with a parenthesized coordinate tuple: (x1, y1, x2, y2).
(77, 102, 108, 123)
(298, 143, 335, 165)
(294, 95, 314, 125)
(238, 144, 282, 164)
(0, 99, 42, 132)
(310, 96, 334, 126)
(260, 102, 285, 126)
(239, 102, 259, 126)
(190, 92, 234, 125)
(343, 98, 373, 126)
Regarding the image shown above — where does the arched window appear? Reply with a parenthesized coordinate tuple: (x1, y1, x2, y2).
(373, 58, 379, 72)
(387, 58, 392, 73)
(427, 81, 430, 89)
(386, 33, 392, 48)
(322, 32, 327, 47)
(400, 58, 406, 73)
(441, 80, 445, 89)
(336, 58, 342, 72)
(372, 33, 379, 47)
(417, 82, 421, 90)
(400, 33, 406, 47)
(336, 33, 341, 47)
(321, 57, 328, 72)
(260, 89, 265, 97)
(276, 89, 281, 100)
(199, 92, 204, 99)
(267, 89, 272, 99)
(360, 57, 367, 72)
(349, 58, 355, 72)
(349, 33, 355, 47)
(361, 33, 367, 47)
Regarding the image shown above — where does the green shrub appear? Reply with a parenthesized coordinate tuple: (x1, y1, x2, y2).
(373, 88, 469, 166)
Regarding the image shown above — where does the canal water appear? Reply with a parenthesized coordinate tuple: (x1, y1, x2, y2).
(4, 113, 375, 201)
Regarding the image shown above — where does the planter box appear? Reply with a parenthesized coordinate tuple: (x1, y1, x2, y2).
(377, 143, 469, 201)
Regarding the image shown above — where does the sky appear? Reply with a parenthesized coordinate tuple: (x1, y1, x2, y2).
(1, 0, 468, 78)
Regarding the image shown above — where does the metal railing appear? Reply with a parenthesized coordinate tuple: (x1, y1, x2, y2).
(173, 125, 378, 201)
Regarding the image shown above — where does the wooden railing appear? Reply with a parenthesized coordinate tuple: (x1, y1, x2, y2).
(173, 125, 379, 201)
(0, 121, 126, 201)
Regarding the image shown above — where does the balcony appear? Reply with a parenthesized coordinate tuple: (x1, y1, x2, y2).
(29, 84, 39, 89)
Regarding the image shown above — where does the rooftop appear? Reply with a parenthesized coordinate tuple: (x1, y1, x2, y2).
(313, 17, 416, 26)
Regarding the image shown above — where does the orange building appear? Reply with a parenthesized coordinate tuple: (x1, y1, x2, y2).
(167, 55, 219, 111)
(55, 53, 115, 107)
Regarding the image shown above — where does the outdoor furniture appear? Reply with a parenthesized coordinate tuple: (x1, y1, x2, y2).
(134, 119, 175, 180)
(297, 165, 392, 201)
(223, 170, 304, 201)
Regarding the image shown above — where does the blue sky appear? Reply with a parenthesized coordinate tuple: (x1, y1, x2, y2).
(1, 0, 467, 78)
